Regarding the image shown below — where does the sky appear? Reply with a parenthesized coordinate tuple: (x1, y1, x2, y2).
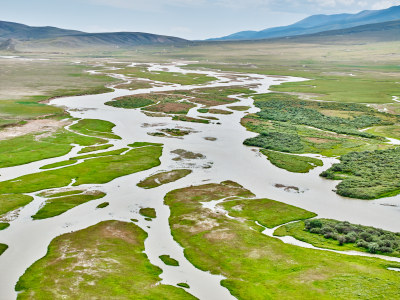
(1, 0, 399, 39)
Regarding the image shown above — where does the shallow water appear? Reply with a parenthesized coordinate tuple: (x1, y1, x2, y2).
(0, 62, 400, 299)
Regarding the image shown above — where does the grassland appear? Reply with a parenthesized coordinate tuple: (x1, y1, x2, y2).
(261, 150, 323, 173)
(114, 80, 152, 90)
(15, 221, 195, 299)
(32, 191, 106, 220)
(137, 169, 192, 189)
(0, 145, 162, 195)
(0, 127, 105, 168)
(69, 119, 121, 140)
(111, 65, 216, 85)
(165, 181, 400, 299)
(78, 144, 113, 154)
(0, 59, 117, 128)
(221, 198, 316, 228)
(275, 219, 400, 257)
(0, 194, 34, 217)
(227, 106, 251, 111)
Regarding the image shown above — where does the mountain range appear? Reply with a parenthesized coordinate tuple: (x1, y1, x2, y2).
(211, 5, 400, 41)
(0, 20, 189, 49)
(0, 5, 399, 50)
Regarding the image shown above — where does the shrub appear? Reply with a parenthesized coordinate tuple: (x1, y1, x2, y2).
(310, 228, 321, 234)
(345, 232, 358, 243)
(368, 243, 379, 254)
(356, 240, 369, 249)
(337, 235, 346, 246)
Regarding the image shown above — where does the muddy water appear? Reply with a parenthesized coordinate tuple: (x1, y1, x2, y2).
(0, 63, 400, 299)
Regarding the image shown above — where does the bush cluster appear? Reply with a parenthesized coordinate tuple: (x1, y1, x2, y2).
(305, 219, 400, 254)
(320, 148, 400, 199)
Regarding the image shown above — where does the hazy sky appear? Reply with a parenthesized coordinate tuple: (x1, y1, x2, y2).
(1, 0, 399, 39)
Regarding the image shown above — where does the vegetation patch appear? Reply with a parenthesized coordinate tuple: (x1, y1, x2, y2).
(0, 128, 105, 168)
(275, 219, 400, 257)
(114, 80, 152, 90)
(227, 106, 251, 111)
(112, 66, 216, 85)
(38, 190, 84, 198)
(165, 182, 400, 299)
(0, 145, 162, 195)
(198, 108, 232, 115)
(221, 198, 316, 228)
(172, 115, 209, 124)
(96, 202, 109, 209)
(144, 102, 195, 115)
(171, 149, 205, 161)
(321, 148, 400, 199)
(15, 221, 195, 299)
(173, 87, 254, 107)
(0, 244, 8, 256)
(106, 95, 155, 109)
(78, 144, 113, 154)
(70, 119, 121, 140)
(40, 159, 77, 170)
(159, 255, 179, 266)
(138, 169, 192, 189)
(261, 150, 323, 173)
(139, 207, 157, 219)
(32, 191, 106, 220)
(0, 222, 10, 230)
(177, 283, 190, 289)
(0, 194, 34, 217)
(160, 128, 192, 137)
(129, 142, 163, 147)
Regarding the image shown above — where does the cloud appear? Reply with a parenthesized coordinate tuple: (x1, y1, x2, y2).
(88, 0, 398, 13)
(372, 0, 399, 9)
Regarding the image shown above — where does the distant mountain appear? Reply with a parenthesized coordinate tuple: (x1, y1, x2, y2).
(277, 20, 400, 43)
(0, 21, 190, 49)
(212, 5, 400, 41)
(41, 32, 188, 47)
(0, 21, 83, 40)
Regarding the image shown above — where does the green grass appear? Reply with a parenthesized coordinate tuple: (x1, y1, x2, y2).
(32, 192, 106, 220)
(172, 115, 209, 124)
(38, 190, 84, 198)
(227, 106, 251, 111)
(137, 169, 192, 189)
(0, 128, 105, 168)
(70, 119, 121, 140)
(0, 194, 34, 217)
(221, 198, 317, 228)
(72, 148, 128, 160)
(177, 283, 190, 289)
(0, 244, 7, 256)
(40, 159, 77, 170)
(15, 221, 195, 299)
(0, 222, 10, 230)
(165, 181, 400, 299)
(105, 95, 156, 109)
(159, 255, 179, 266)
(272, 76, 400, 104)
(366, 125, 400, 140)
(0, 145, 163, 195)
(78, 144, 113, 154)
(115, 80, 152, 90)
(0, 60, 117, 127)
(129, 142, 163, 147)
(112, 66, 216, 85)
(321, 148, 400, 199)
(261, 150, 323, 173)
(96, 202, 109, 209)
(139, 208, 157, 219)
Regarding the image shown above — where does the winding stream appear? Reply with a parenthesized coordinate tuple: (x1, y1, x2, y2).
(0, 62, 400, 299)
